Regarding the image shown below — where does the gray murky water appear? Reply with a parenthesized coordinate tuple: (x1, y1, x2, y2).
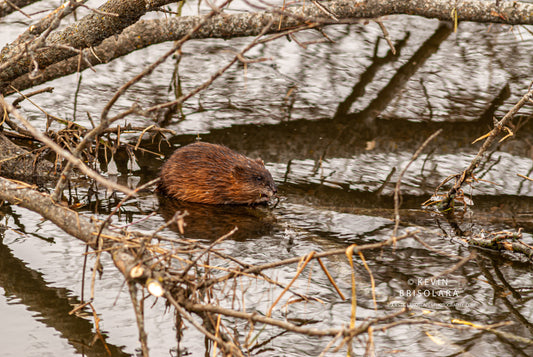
(2, 1, 533, 356)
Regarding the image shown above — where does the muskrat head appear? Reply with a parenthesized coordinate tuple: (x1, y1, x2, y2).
(231, 160, 277, 205)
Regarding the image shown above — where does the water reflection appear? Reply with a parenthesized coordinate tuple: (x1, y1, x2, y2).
(0, 232, 129, 357)
(157, 194, 277, 241)
(2, 4, 533, 356)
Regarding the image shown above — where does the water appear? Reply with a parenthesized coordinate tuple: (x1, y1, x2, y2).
(2, 1, 533, 356)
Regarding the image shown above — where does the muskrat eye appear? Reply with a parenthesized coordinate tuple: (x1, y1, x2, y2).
(255, 176, 263, 182)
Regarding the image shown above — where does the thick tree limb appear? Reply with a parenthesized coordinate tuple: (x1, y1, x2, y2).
(361, 0, 533, 23)
(0, 0, 38, 18)
(4, 0, 533, 95)
(0, 0, 177, 89)
(10, 1, 89, 50)
(0, 176, 100, 245)
(0, 174, 165, 284)
(0, 132, 56, 182)
(0, 96, 136, 196)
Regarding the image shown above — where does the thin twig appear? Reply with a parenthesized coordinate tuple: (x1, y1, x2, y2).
(128, 282, 150, 357)
(0, 96, 135, 196)
(180, 227, 238, 279)
(393, 129, 442, 238)
(375, 19, 396, 54)
(438, 84, 533, 210)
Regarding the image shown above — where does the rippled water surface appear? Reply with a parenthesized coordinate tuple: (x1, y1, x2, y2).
(2, 1, 533, 356)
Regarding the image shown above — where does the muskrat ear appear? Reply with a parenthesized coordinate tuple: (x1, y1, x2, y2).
(232, 165, 247, 179)
(255, 158, 264, 166)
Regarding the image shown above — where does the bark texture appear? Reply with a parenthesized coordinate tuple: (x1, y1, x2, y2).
(0, 175, 155, 283)
(3, 0, 533, 95)
(0, 133, 57, 183)
(0, 0, 176, 90)
(0, 0, 39, 18)
(0, 176, 98, 244)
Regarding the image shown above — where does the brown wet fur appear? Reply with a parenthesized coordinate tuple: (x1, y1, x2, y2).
(158, 142, 277, 205)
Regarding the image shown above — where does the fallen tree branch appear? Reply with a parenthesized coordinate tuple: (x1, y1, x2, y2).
(0, 96, 135, 197)
(2, 174, 521, 354)
(432, 83, 533, 210)
(5, 0, 533, 94)
(0, 132, 56, 182)
(467, 230, 533, 260)
(393, 129, 442, 237)
(0, 0, 177, 89)
(0, 0, 38, 18)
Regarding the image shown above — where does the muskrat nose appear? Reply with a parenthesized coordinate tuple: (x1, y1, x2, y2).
(271, 183, 278, 194)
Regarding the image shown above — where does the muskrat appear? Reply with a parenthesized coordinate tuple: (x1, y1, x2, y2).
(158, 142, 277, 205)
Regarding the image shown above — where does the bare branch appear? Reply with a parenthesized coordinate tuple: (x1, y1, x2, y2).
(0, 96, 135, 197)
(7, 0, 533, 94)
(435, 85, 533, 210)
